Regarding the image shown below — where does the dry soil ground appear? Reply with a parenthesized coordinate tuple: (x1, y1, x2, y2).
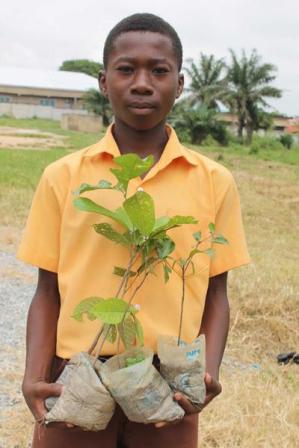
(0, 124, 298, 447)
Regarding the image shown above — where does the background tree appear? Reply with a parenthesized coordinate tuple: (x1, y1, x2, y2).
(226, 49, 282, 144)
(59, 59, 103, 78)
(169, 101, 228, 145)
(83, 89, 112, 126)
(184, 54, 227, 110)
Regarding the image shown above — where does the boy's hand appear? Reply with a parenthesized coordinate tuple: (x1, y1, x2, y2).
(155, 373, 222, 428)
(22, 380, 63, 423)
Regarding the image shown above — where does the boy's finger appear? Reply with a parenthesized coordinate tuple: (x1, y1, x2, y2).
(155, 421, 168, 428)
(174, 392, 197, 414)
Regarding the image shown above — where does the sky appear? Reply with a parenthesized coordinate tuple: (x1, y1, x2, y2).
(1, 0, 298, 116)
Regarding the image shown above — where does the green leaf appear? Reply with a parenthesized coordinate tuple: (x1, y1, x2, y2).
(73, 180, 113, 196)
(189, 248, 201, 258)
(123, 191, 155, 236)
(118, 316, 136, 349)
(163, 264, 172, 283)
(72, 297, 104, 321)
(213, 234, 229, 245)
(153, 216, 170, 231)
(205, 248, 215, 257)
(151, 215, 197, 235)
(125, 354, 145, 367)
(114, 207, 134, 231)
(103, 324, 117, 343)
(178, 258, 186, 268)
(209, 222, 216, 233)
(93, 223, 130, 246)
(92, 298, 130, 324)
(113, 266, 137, 277)
(193, 231, 202, 242)
(73, 198, 132, 230)
(156, 238, 175, 259)
(134, 316, 144, 345)
(190, 260, 195, 275)
(111, 154, 154, 195)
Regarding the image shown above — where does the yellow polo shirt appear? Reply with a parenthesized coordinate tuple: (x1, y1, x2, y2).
(17, 125, 250, 358)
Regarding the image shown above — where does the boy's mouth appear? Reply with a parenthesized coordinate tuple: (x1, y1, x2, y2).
(128, 102, 156, 109)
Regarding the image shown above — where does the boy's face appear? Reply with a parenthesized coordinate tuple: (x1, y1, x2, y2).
(99, 31, 184, 131)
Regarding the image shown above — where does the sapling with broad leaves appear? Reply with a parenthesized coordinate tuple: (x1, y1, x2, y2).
(72, 153, 198, 366)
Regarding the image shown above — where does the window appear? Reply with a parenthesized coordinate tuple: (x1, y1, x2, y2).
(40, 98, 56, 107)
(0, 95, 10, 103)
(64, 98, 73, 107)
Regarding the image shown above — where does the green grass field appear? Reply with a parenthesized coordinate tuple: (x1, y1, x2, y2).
(1, 118, 298, 447)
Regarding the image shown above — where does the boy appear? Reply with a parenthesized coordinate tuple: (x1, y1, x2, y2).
(18, 13, 250, 448)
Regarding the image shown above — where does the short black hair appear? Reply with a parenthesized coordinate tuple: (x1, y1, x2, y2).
(103, 13, 183, 71)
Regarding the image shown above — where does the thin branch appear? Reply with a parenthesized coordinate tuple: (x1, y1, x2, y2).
(88, 324, 104, 354)
(178, 266, 186, 346)
(92, 325, 110, 367)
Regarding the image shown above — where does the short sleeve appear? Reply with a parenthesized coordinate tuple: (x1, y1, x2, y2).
(209, 168, 250, 277)
(17, 166, 62, 272)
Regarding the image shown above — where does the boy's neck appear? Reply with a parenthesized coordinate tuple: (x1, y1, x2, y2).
(112, 119, 169, 163)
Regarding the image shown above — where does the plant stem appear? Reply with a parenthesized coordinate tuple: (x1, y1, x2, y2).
(116, 269, 150, 356)
(115, 249, 138, 298)
(177, 266, 186, 346)
(92, 325, 110, 367)
(88, 324, 104, 354)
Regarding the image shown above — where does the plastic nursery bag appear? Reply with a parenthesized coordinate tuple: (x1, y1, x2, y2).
(45, 352, 115, 431)
(100, 347, 185, 424)
(157, 335, 206, 407)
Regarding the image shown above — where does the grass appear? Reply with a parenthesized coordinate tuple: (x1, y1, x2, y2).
(0, 118, 298, 447)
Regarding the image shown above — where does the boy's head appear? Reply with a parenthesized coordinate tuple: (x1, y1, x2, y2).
(100, 13, 184, 130)
(103, 13, 183, 71)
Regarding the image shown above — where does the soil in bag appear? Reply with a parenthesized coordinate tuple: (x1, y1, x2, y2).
(157, 335, 206, 407)
(45, 352, 115, 431)
(100, 347, 185, 424)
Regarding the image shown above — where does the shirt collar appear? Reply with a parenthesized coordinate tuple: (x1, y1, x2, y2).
(84, 123, 198, 168)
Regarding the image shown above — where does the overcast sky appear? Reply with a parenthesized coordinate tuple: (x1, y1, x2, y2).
(1, 0, 298, 116)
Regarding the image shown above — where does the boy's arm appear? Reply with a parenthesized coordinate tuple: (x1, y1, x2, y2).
(199, 271, 229, 381)
(22, 268, 63, 422)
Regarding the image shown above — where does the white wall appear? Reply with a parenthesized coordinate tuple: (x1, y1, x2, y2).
(0, 103, 88, 120)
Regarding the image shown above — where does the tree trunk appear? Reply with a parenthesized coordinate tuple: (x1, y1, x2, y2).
(245, 123, 254, 145)
(102, 113, 110, 127)
(237, 116, 244, 141)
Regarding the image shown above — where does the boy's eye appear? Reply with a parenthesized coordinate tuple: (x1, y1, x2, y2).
(153, 67, 169, 74)
(117, 66, 133, 74)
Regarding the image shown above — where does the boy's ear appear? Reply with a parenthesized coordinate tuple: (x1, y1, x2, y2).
(176, 73, 184, 99)
(98, 71, 108, 97)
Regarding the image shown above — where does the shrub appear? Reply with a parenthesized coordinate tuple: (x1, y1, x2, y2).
(251, 135, 284, 151)
(279, 134, 294, 149)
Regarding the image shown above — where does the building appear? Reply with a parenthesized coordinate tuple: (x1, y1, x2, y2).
(218, 112, 296, 136)
(0, 66, 99, 120)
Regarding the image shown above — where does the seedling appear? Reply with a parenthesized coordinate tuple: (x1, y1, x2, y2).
(71, 153, 228, 363)
(72, 153, 198, 364)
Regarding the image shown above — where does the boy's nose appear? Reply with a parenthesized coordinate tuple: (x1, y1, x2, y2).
(130, 70, 153, 95)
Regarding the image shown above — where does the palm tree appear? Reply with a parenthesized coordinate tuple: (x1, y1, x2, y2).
(226, 49, 282, 144)
(169, 101, 228, 145)
(184, 54, 227, 110)
(83, 89, 112, 127)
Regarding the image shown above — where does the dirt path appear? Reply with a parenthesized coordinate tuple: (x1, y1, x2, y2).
(0, 249, 36, 447)
(0, 126, 66, 149)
